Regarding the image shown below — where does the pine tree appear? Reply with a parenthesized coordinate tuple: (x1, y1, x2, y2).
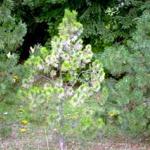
(100, 10, 150, 137)
(0, 0, 26, 103)
(0, 0, 26, 53)
(19, 10, 105, 145)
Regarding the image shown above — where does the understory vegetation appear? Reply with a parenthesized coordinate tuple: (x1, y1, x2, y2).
(0, 0, 150, 149)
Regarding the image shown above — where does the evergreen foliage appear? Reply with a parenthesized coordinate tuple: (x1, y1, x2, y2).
(0, 53, 24, 104)
(0, 0, 26, 53)
(23, 0, 66, 7)
(100, 10, 150, 137)
(0, 0, 150, 141)
(19, 10, 105, 140)
(0, 0, 26, 103)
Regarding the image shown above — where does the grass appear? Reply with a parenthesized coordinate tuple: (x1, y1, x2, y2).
(0, 127, 149, 150)
(0, 102, 18, 122)
(0, 101, 150, 150)
(0, 101, 19, 139)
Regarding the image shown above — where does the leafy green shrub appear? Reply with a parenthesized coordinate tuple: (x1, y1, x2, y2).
(100, 10, 150, 137)
(19, 10, 105, 143)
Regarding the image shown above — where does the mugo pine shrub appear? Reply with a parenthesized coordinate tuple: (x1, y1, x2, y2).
(0, 0, 26, 103)
(100, 10, 150, 137)
(19, 9, 105, 143)
(0, 53, 24, 103)
(0, 0, 26, 53)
